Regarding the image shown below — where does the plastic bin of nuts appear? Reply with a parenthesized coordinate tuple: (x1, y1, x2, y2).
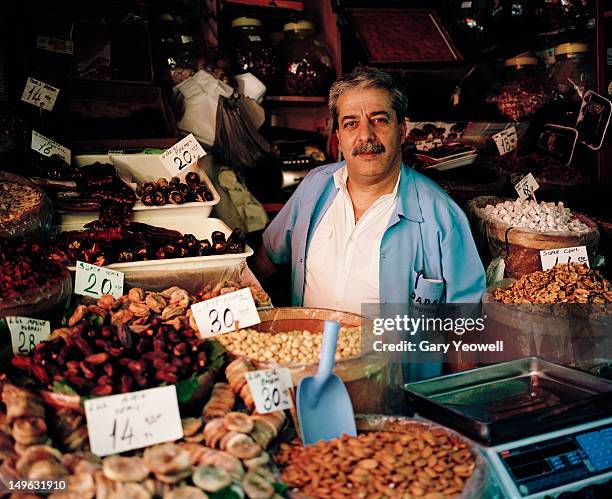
(274, 414, 488, 498)
(215, 308, 390, 414)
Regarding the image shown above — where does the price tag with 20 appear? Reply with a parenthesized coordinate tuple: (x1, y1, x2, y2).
(31, 130, 71, 164)
(514, 172, 540, 201)
(540, 246, 589, 271)
(191, 288, 260, 338)
(492, 126, 518, 156)
(6, 317, 51, 355)
(21, 77, 60, 111)
(84, 385, 183, 457)
(245, 368, 293, 414)
(160, 133, 206, 176)
(74, 261, 124, 299)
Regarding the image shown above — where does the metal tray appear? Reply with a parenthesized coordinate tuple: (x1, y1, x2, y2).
(403, 357, 612, 445)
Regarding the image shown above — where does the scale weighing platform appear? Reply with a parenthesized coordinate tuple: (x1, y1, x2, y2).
(404, 357, 612, 498)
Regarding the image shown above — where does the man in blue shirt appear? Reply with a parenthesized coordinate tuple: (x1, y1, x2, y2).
(253, 68, 485, 312)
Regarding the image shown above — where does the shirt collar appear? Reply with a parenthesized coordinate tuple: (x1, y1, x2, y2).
(332, 164, 401, 198)
(327, 161, 423, 222)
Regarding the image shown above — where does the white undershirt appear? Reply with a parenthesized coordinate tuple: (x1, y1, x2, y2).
(303, 166, 400, 315)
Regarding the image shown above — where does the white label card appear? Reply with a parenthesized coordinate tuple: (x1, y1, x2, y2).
(540, 246, 589, 271)
(160, 133, 206, 176)
(21, 77, 60, 111)
(492, 126, 518, 156)
(6, 317, 51, 355)
(84, 386, 183, 457)
(36, 35, 74, 55)
(246, 368, 293, 414)
(191, 288, 260, 338)
(461, 1, 473, 8)
(248, 35, 262, 42)
(31, 130, 71, 163)
(74, 261, 124, 299)
(514, 172, 540, 200)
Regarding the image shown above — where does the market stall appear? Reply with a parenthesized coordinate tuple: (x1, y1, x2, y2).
(0, 0, 611, 498)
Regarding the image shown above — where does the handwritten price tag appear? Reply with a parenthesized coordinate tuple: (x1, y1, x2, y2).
(540, 246, 589, 271)
(246, 368, 293, 414)
(514, 172, 540, 200)
(36, 35, 74, 55)
(74, 261, 124, 299)
(6, 317, 50, 355)
(84, 386, 183, 457)
(31, 130, 71, 164)
(21, 77, 60, 111)
(191, 288, 260, 338)
(492, 126, 518, 156)
(160, 134, 206, 176)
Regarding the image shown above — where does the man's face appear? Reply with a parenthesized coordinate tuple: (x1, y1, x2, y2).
(335, 87, 406, 181)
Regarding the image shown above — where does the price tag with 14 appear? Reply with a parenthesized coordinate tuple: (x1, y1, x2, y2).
(20, 77, 60, 111)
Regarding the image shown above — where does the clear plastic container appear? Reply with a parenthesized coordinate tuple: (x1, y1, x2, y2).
(487, 54, 548, 121)
(275, 20, 335, 96)
(229, 17, 276, 87)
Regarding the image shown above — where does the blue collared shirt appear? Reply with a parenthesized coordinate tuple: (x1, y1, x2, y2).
(263, 161, 485, 307)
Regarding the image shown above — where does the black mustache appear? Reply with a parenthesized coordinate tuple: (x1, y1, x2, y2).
(352, 141, 385, 156)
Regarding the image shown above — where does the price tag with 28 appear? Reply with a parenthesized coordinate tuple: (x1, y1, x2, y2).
(159, 133, 206, 176)
(74, 261, 124, 299)
(190, 288, 260, 338)
(245, 368, 293, 414)
(6, 317, 51, 355)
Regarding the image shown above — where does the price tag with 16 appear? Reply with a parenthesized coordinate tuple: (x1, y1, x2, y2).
(190, 288, 260, 338)
(245, 368, 293, 414)
(492, 126, 518, 156)
(31, 130, 71, 164)
(74, 261, 124, 299)
(6, 317, 51, 355)
(84, 385, 183, 457)
(21, 77, 60, 111)
(540, 246, 589, 271)
(160, 133, 206, 176)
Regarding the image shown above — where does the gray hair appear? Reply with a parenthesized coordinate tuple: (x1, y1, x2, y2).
(329, 68, 408, 130)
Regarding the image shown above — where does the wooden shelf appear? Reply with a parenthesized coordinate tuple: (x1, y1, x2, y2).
(265, 95, 327, 104)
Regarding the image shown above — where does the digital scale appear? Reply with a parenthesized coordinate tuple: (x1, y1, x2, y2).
(403, 357, 612, 498)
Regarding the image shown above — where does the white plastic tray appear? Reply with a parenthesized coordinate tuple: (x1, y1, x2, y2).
(59, 217, 253, 272)
(58, 154, 220, 225)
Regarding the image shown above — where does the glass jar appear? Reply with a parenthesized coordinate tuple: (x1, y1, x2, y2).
(534, 0, 595, 34)
(275, 21, 335, 96)
(549, 43, 593, 101)
(229, 17, 276, 87)
(487, 55, 548, 121)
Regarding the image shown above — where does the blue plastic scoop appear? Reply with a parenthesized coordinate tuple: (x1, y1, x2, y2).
(296, 320, 357, 445)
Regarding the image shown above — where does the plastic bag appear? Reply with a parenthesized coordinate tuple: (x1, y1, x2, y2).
(175, 70, 234, 146)
(0, 171, 53, 240)
(213, 95, 270, 168)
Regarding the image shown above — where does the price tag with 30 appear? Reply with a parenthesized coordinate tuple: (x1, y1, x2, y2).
(540, 246, 589, 271)
(84, 385, 183, 457)
(159, 133, 206, 176)
(492, 126, 518, 156)
(245, 368, 293, 414)
(191, 288, 260, 338)
(21, 77, 60, 111)
(31, 130, 71, 164)
(514, 172, 540, 201)
(74, 261, 124, 299)
(6, 317, 51, 355)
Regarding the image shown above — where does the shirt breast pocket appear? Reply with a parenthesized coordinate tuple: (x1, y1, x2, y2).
(410, 269, 444, 304)
(306, 227, 333, 271)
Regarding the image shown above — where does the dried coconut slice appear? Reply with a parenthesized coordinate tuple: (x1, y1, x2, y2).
(143, 443, 192, 475)
(192, 464, 231, 492)
(102, 456, 149, 482)
(223, 412, 254, 433)
(241, 469, 275, 499)
(165, 486, 209, 499)
(226, 433, 261, 460)
(108, 482, 151, 499)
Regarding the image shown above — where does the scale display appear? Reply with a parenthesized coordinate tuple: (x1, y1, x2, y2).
(498, 424, 612, 496)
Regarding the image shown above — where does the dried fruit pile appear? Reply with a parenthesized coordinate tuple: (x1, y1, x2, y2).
(196, 280, 272, 309)
(0, 179, 44, 225)
(11, 287, 212, 395)
(492, 263, 612, 304)
(138, 172, 214, 206)
(276, 428, 476, 498)
(216, 327, 361, 365)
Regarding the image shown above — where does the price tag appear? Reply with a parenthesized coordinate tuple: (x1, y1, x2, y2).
(514, 172, 540, 200)
(191, 288, 260, 338)
(245, 368, 293, 414)
(31, 130, 71, 163)
(6, 317, 50, 355)
(492, 126, 518, 156)
(461, 1, 473, 8)
(21, 77, 60, 111)
(248, 35, 262, 42)
(36, 35, 74, 55)
(84, 385, 183, 457)
(540, 246, 589, 271)
(180, 35, 194, 44)
(74, 261, 124, 299)
(159, 133, 206, 176)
